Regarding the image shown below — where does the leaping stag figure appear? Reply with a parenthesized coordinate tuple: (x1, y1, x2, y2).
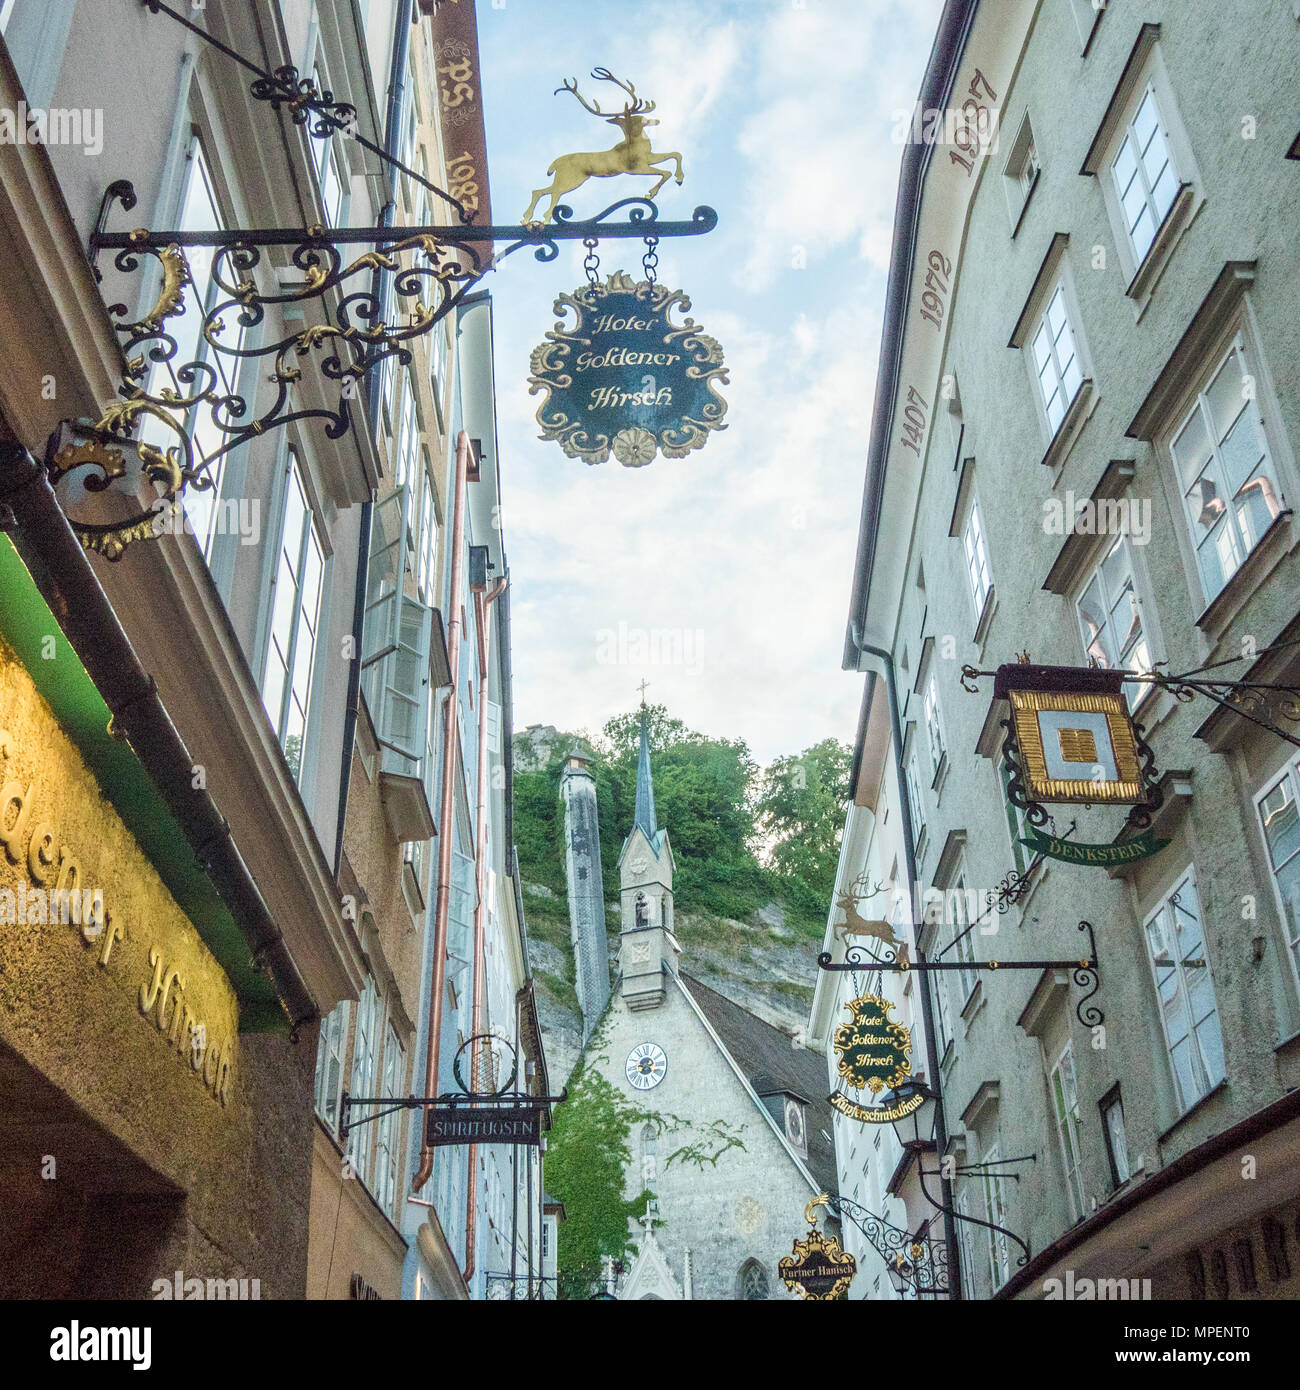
(522, 68, 684, 225)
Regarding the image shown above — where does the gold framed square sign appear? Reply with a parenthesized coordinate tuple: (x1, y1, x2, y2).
(1008, 687, 1143, 804)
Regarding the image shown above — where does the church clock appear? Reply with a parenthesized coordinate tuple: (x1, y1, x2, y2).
(626, 1043, 667, 1091)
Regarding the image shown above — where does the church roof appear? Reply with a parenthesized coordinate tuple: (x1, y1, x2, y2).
(633, 705, 657, 839)
(679, 973, 838, 1197)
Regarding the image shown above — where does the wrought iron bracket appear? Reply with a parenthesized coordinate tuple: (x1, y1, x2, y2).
(963, 648, 1300, 751)
(60, 184, 716, 558)
(818, 1193, 949, 1297)
(339, 1088, 567, 1143)
(819, 921, 1104, 1027)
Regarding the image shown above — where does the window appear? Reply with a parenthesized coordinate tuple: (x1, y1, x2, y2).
(924, 675, 946, 772)
(1075, 534, 1151, 706)
(1000, 763, 1029, 876)
(1002, 112, 1040, 231)
(395, 379, 419, 494)
(310, 65, 346, 225)
(1049, 1041, 1086, 1221)
(949, 868, 978, 1004)
(1100, 1084, 1131, 1189)
(641, 1124, 658, 1189)
(962, 501, 992, 617)
(1110, 86, 1179, 267)
(905, 753, 926, 850)
(348, 979, 380, 1184)
(144, 135, 246, 559)
(417, 466, 438, 603)
(313, 1001, 351, 1132)
(1257, 762, 1300, 991)
(953, 1189, 979, 1294)
(1168, 337, 1283, 604)
(401, 69, 419, 212)
(262, 450, 325, 783)
(738, 1260, 769, 1300)
(1031, 283, 1084, 435)
(1142, 871, 1225, 1114)
(374, 1025, 405, 1218)
(980, 1145, 1010, 1289)
(932, 970, 954, 1059)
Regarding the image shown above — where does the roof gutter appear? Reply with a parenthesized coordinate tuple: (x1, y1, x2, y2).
(0, 441, 318, 1035)
(842, 0, 980, 669)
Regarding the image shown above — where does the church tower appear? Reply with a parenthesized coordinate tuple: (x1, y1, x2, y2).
(616, 706, 678, 1011)
(561, 747, 610, 1039)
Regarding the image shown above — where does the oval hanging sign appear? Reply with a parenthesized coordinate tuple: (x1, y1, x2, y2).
(527, 271, 729, 465)
(830, 994, 916, 1125)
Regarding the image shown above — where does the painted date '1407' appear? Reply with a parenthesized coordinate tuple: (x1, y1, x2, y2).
(899, 385, 928, 456)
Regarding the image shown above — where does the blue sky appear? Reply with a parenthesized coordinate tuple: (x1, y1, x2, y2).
(476, 0, 943, 762)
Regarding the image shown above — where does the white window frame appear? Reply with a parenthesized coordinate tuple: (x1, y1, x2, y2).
(905, 752, 926, 852)
(374, 1023, 405, 1218)
(962, 500, 993, 620)
(1048, 1040, 1086, 1221)
(347, 979, 381, 1184)
(1072, 532, 1152, 710)
(261, 448, 326, 785)
(1164, 332, 1286, 608)
(1030, 282, 1085, 437)
(1141, 869, 1225, 1115)
(1101, 1085, 1131, 1189)
(1087, 38, 1202, 302)
(980, 1144, 1010, 1289)
(313, 1000, 351, 1133)
(145, 133, 247, 561)
(1109, 83, 1181, 270)
(923, 675, 946, 773)
(1255, 757, 1300, 1000)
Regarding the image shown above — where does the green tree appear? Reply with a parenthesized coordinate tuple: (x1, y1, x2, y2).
(755, 738, 852, 912)
(544, 1058, 649, 1295)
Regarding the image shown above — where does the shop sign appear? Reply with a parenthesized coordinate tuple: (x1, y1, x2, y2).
(425, 1106, 542, 1147)
(528, 272, 728, 466)
(830, 994, 915, 1124)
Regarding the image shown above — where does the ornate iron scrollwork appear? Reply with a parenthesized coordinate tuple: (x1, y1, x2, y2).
(61, 185, 716, 557)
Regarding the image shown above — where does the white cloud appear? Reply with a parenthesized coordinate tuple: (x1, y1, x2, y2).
(479, 1, 940, 763)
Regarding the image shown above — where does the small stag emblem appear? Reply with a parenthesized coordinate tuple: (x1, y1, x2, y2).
(523, 68, 684, 225)
(834, 888, 910, 967)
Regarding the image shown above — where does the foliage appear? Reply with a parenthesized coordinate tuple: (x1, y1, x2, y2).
(755, 738, 852, 914)
(545, 1048, 649, 1291)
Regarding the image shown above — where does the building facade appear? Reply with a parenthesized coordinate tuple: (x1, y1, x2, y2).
(568, 710, 840, 1300)
(0, 0, 547, 1299)
(822, 0, 1300, 1301)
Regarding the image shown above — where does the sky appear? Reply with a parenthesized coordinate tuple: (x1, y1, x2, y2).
(475, 0, 944, 763)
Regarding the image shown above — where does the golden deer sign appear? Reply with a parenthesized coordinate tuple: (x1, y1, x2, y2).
(522, 68, 684, 225)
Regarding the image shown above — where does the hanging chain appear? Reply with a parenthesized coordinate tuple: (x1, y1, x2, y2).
(582, 236, 600, 286)
(642, 234, 660, 284)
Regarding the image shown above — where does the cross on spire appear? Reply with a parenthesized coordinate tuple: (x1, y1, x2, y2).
(637, 678, 650, 706)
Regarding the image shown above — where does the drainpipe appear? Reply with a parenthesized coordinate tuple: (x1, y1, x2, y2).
(851, 626, 964, 1301)
(412, 429, 473, 1194)
(463, 574, 507, 1280)
(333, 0, 415, 876)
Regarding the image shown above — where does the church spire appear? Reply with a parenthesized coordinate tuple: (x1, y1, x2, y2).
(633, 699, 657, 839)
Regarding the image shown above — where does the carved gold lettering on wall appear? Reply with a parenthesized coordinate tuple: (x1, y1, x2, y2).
(0, 705, 235, 1106)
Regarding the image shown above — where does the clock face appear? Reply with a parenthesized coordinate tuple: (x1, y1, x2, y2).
(626, 1043, 667, 1091)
